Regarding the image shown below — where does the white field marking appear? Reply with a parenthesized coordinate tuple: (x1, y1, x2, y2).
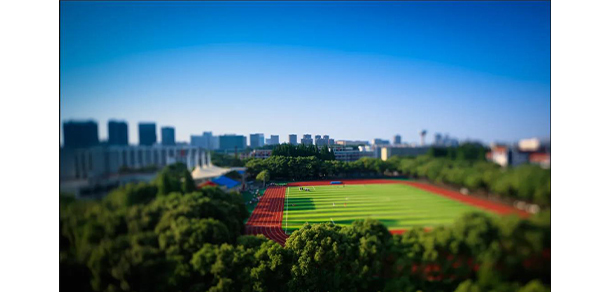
(285, 188, 289, 233)
(311, 186, 316, 190)
(331, 218, 335, 224)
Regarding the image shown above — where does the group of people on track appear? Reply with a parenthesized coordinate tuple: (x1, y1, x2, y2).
(247, 189, 263, 205)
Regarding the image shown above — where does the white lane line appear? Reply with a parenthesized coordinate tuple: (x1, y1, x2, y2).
(285, 187, 289, 233)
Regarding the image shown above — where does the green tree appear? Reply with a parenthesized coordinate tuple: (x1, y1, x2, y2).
(285, 223, 357, 292)
(256, 170, 270, 187)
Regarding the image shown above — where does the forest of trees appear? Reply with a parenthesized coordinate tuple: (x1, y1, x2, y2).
(60, 161, 550, 292)
(245, 156, 394, 180)
(392, 155, 551, 208)
(271, 143, 336, 160)
(210, 152, 248, 167)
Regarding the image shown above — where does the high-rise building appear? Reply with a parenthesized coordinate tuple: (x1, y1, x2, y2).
(108, 120, 128, 146)
(63, 120, 99, 149)
(191, 135, 205, 147)
(250, 133, 265, 148)
(266, 135, 280, 145)
(301, 134, 313, 145)
(161, 127, 176, 146)
(138, 123, 157, 146)
(211, 135, 220, 150)
(289, 134, 297, 145)
(393, 135, 402, 145)
(191, 131, 217, 150)
(315, 135, 331, 146)
(203, 132, 213, 149)
(219, 134, 247, 151)
(434, 133, 443, 146)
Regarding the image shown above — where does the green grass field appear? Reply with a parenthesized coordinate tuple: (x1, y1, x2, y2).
(282, 184, 488, 233)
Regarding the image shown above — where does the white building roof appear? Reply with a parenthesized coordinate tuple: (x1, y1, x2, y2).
(190, 152, 246, 180)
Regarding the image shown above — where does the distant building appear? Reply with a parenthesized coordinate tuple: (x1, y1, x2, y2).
(336, 140, 369, 146)
(393, 135, 401, 145)
(241, 149, 273, 160)
(444, 134, 459, 147)
(211, 135, 220, 150)
(488, 140, 550, 168)
(529, 153, 551, 168)
(161, 127, 176, 146)
(266, 135, 280, 145)
(372, 138, 390, 146)
(191, 131, 217, 150)
(60, 145, 207, 198)
(333, 147, 362, 162)
(108, 120, 128, 146)
(220, 134, 247, 151)
(380, 146, 430, 161)
(432, 133, 459, 147)
(301, 134, 313, 145)
(487, 145, 510, 167)
(289, 134, 298, 145)
(315, 135, 332, 146)
(518, 138, 542, 152)
(63, 120, 99, 149)
(138, 123, 157, 146)
(358, 145, 375, 158)
(250, 133, 265, 148)
(434, 133, 443, 146)
(487, 144, 528, 167)
(191, 135, 205, 148)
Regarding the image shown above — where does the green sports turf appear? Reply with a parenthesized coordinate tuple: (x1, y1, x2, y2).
(282, 184, 488, 233)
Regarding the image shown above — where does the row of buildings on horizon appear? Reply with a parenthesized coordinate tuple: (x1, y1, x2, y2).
(62, 120, 459, 151)
(60, 120, 549, 197)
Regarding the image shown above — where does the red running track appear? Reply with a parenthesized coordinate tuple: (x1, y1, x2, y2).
(245, 186, 289, 246)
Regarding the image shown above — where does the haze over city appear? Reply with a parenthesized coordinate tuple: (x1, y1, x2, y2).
(60, 1, 550, 145)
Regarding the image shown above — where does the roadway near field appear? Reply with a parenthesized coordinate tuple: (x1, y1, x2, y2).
(282, 183, 488, 234)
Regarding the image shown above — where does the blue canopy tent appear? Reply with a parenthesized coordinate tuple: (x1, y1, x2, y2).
(211, 175, 240, 189)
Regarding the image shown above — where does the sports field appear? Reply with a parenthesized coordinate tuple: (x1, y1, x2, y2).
(282, 183, 487, 233)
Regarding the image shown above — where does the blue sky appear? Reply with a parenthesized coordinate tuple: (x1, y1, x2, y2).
(60, 1, 550, 145)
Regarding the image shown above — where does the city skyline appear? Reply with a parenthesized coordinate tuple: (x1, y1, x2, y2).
(60, 1, 550, 145)
(61, 118, 536, 147)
